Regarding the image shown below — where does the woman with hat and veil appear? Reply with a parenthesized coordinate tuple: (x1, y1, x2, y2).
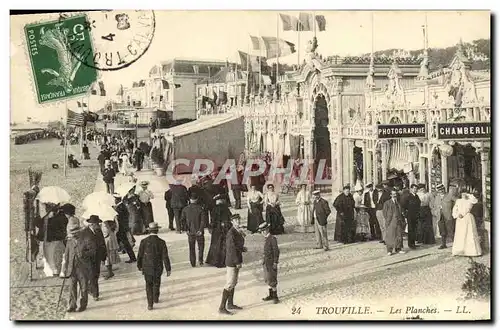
(205, 194, 233, 268)
(264, 184, 285, 235)
(246, 184, 265, 234)
(417, 184, 435, 245)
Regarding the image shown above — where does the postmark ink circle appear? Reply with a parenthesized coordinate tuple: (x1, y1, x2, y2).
(60, 10, 155, 71)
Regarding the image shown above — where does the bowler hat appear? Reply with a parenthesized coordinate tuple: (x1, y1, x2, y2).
(87, 215, 102, 224)
(61, 203, 76, 216)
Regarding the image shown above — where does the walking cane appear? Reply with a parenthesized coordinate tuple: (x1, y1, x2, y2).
(56, 277, 67, 310)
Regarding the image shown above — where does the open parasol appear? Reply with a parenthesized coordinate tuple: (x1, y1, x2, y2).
(82, 191, 115, 210)
(81, 204, 117, 222)
(115, 183, 137, 197)
(36, 186, 71, 204)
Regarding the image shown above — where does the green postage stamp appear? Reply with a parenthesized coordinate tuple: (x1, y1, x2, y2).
(24, 15, 97, 104)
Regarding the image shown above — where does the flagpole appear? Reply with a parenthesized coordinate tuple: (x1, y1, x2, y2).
(312, 11, 316, 39)
(424, 12, 428, 50)
(63, 102, 68, 178)
(297, 17, 301, 66)
(276, 13, 280, 100)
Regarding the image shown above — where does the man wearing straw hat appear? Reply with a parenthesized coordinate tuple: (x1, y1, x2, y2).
(258, 222, 280, 304)
(60, 219, 96, 313)
(137, 222, 172, 310)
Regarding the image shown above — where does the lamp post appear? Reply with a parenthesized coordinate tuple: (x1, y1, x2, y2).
(134, 112, 139, 148)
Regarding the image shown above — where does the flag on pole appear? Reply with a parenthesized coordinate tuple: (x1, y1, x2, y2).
(279, 13, 300, 31)
(66, 110, 85, 127)
(161, 80, 181, 89)
(82, 102, 88, 108)
(238, 51, 265, 72)
(298, 12, 314, 31)
(315, 15, 326, 31)
(260, 36, 296, 59)
(77, 101, 82, 108)
(249, 35, 261, 50)
(91, 81, 107, 96)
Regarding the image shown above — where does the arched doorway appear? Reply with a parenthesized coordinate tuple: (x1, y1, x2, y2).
(313, 93, 331, 186)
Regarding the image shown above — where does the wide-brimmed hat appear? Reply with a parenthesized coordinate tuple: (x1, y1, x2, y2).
(140, 181, 149, 187)
(213, 194, 224, 201)
(267, 183, 275, 189)
(312, 190, 321, 195)
(436, 183, 445, 191)
(113, 193, 122, 199)
(148, 222, 161, 231)
(258, 222, 270, 232)
(365, 183, 373, 189)
(375, 184, 383, 190)
(354, 183, 363, 191)
(87, 215, 102, 224)
(357, 204, 368, 209)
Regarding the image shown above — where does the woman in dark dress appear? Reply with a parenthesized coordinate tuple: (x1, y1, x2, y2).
(123, 190, 144, 235)
(264, 184, 285, 235)
(417, 184, 436, 244)
(82, 143, 90, 159)
(247, 184, 265, 233)
(205, 195, 232, 268)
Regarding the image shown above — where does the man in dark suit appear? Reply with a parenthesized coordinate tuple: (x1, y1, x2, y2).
(375, 183, 391, 244)
(164, 189, 175, 231)
(311, 190, 331, 251)
(114, 194, 137, 263)
(363, 183, 382, 241)
(232, 168, 244, 209)
(137, 222, 172, 310)
(219, 216, 246, 315)
(169, 181, 189, 233)
(61, 220, 96, 313)
(383, 189, 406, 255)
(259, 222, 280, 304)
(102, 160, 116, 194)
(402, 184, 421, 249)
(81, 215, 107, 301)
(181, 193, 207, 267)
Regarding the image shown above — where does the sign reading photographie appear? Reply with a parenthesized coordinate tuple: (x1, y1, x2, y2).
(377, 124, 427, 139)
(437, 122, 491, 140)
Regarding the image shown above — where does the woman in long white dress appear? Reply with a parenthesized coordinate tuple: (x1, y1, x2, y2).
(295, 184, 311, 228)
(120, 152, 131, 175)
(452, 192, 482, 257)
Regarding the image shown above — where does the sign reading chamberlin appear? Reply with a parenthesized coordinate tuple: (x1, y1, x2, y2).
(437, 122, 490, 139)
(377, 124, 426, 139)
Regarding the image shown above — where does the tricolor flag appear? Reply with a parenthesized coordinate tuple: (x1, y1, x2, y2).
(279, 13, 300, 31)
(260, 36, 296, 59)
(91, 81, 106, 96)
(238, 51, 265, 72)
(298, 12, 327, 32)
(66, 110, 85, 127)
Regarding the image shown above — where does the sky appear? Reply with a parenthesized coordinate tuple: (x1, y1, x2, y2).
(10, 10, 490, 123)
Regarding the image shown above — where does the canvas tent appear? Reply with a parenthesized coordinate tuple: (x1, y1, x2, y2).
(158, 114, 245, 174)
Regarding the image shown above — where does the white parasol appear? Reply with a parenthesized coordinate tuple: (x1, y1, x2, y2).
(36, 186, 71, 204)
(115, 183, 137, 197)
(82, 191, 115, 210)
(81, 204, 117, 222)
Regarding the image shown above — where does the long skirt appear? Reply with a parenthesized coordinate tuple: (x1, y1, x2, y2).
(247, 202, 264, 233)
(333, 214, 343, 242)
(355, 212, 371, 236)
(296, 204, 311, 227)
(141, 202, 154, 227)
(41, 240, 65, 277)
(452, 213, 482, 257)
(83, 152, 90, 160)
(205, 227, 227, 268)
(418, 206, 436, 244)
(105, 232, 121, 266)
(265, 205, 285, 235)
(127, 205, 144, 235)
